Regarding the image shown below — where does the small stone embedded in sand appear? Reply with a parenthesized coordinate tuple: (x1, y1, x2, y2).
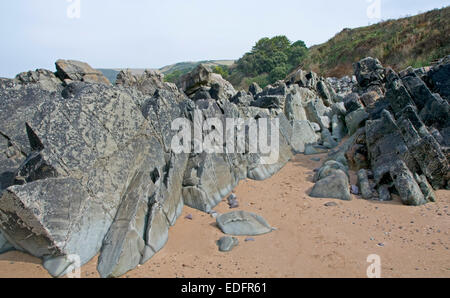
(311, 158, 321, 162)
(216, 211, 273, 236)
(217, 237, 239, 252)
(324, 202, 338, 207)
(245, 237, 256, 242)
(185, 214, 193, 220)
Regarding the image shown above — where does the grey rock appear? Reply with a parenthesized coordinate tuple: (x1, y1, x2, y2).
(310, 169, 351, 201)
(357, 169, 374, 200)
(116, 69, 180, 97)
(345, 108, 369, 136)
(216, 211, 273, 236)
(390, 160, 426, 206)
(217, 236, 239, 252)
(314, 160, 349, 182)
(290, 120, 319, 153)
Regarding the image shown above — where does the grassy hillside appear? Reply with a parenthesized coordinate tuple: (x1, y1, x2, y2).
(295, 6, 450, 78)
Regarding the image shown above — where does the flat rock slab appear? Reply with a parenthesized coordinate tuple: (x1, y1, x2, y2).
(217, 237, 239, 252)
(216, 211, 273, 236)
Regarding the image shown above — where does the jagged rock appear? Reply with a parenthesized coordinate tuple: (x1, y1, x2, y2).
(286, 68, 308, 86)
(357, 169, 375, 199)
(414, 173, 436, 203)
(344, 93, 364, 114)
(305, 98, 332, 130)
(0, 79, 62, 192)
(426, 55, 450, 101)
(326, 76, 356, 98)
(360, 91, 380, 107)
(217, 236, 239, 252)
(290, 121, 319, 153)
(396, 108, 448, 189)
(389, 160, 426, 206)
(400, 67, 437, 110)
(55, 59, 110, 85)
(16, 69, 62, 93)
(321, 129, 339, 149)
(177, 64, 236, 100)
(316, 80, 333, 106)
(216, 211, 273, 236)
(345, 108, 369, 135)
(284, 86, 308, 121)
(331, 114, 347, 140)
(310, 169, 351, 201)
(385, 68, 416, 116)
(230, 91, 254, 107)
(0, 82, 176, 277)
(115, 69, 179, 97)
(354, 57, 385, 88)
(249, 82, 263, 96)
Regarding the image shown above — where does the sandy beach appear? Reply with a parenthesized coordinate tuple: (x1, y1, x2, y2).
(0, 153, 449, 278)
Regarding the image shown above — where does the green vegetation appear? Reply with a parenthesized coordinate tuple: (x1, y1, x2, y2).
(228, 36, 308, 89)
(295, 6, 450, 78)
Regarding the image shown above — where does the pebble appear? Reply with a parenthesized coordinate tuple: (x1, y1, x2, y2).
(350, 185, 360, 195)
(324, 202, 338, 207)
(185, 214, 193, 220)
(245, 237, 256, 242)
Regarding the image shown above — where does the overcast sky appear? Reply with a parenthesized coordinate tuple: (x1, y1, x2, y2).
(0, 0, 448, 77)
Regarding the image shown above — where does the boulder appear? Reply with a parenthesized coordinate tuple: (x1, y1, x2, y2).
(55, 59, 110, 85)
(389, 160, 427, 206)
(314, 160, 349, 182)
(353, 57, 385, 88)
(310, 169, 351, 201)
(177, 64, 236, 100)
(357, 169, 375, 200)
(216, 211, 273, 236)
(290, 120, 319, 153)
(345, 108, 369, 135)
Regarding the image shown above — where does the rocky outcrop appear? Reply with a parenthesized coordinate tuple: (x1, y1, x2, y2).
(177, 64, 236, 101)
(0, 54, 448, 279)
(313, 56, 449, 205)
(55, 59, 110, 85)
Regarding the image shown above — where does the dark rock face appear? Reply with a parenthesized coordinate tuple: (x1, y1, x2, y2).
(353, 57, 385, 88)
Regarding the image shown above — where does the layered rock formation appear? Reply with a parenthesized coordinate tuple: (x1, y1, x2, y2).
(0, 55, 448, 278)
(319, 56, 449, 205)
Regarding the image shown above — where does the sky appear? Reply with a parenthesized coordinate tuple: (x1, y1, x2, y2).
(0, 0, 449, 78)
